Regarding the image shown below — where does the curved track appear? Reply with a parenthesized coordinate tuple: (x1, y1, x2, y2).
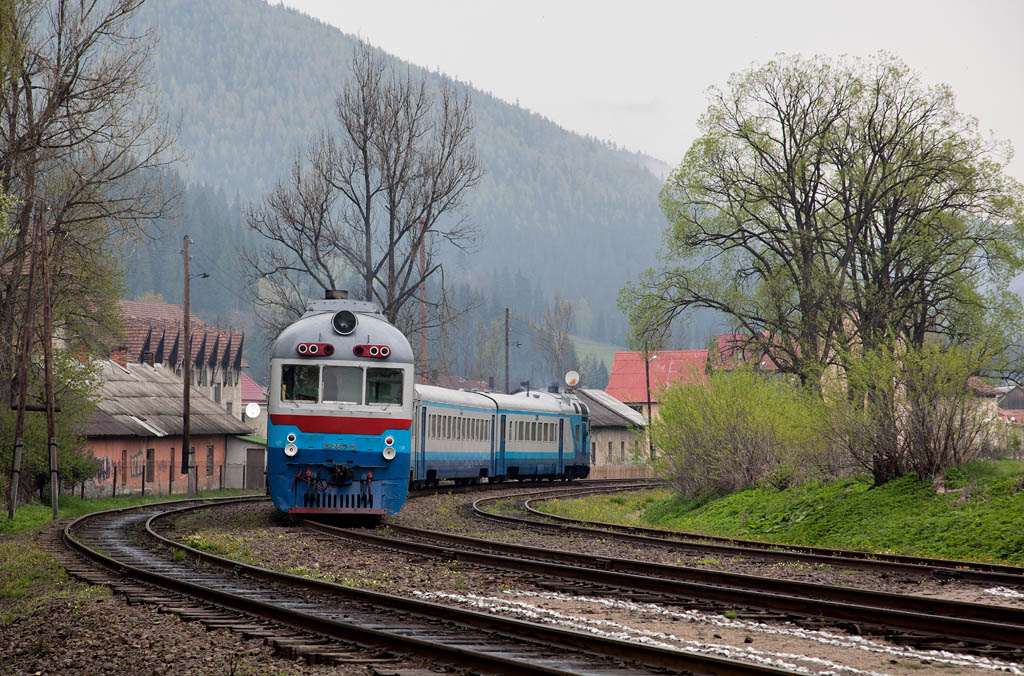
(60, 496, 801, 676)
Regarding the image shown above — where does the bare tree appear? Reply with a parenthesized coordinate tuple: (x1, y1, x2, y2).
(243, 43, 481, 337)
(532, 296, 578, 381)
(0, 0, 178, 392)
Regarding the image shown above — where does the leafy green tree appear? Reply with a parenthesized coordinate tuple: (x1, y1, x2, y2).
(623, 53, 1024, 386)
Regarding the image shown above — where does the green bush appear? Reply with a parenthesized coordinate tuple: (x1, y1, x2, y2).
(651, 366, 829, 498)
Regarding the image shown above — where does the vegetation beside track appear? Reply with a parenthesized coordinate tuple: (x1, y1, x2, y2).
(537, 460, 1024, 565)
(0, 490, 263, 629)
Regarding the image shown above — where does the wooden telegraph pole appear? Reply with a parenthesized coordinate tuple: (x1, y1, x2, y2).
(38, 207, 58, 519)
(183, 236, 195, 497)
(504, 308, 510, 394)
(6, 204, 41, 520)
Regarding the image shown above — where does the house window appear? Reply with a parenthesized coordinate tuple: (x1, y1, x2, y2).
(226, 401, 233, 415)
(145, 449, 155, 483)
(206, 445, 214, 476)
(591, 441, 596, 463)
(607, 441, 612, 463)
(213, 382, 221, 403)
(181, 446, 189, 474)
(620, 441, 626, 461)
(121, 450, 127, 485)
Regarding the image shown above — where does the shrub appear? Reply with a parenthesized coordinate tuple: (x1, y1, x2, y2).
(823, 344, 998, 484)
(651, 366, 828, 498)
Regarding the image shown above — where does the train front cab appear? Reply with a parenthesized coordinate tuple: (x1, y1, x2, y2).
(267, 358, 413, 516)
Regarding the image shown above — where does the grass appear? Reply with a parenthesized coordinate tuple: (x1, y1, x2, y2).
(1, 488, 263, 631)
(0, 488, 263, 536)
(536, 459, 1024, 565)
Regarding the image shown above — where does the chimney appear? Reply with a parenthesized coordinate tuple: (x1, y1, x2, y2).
(143, 351, 155, 367)
(325, 289, 348, 300)
(110, 347, 128, 368)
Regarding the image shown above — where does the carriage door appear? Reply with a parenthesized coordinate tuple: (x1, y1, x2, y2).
(498, 414, 507, 476)
(558, 419, 565, 475)
(418, 406, 428, 481)
(489, 415, 497, 477)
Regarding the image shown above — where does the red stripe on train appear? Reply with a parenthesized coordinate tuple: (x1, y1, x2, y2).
(270, 414, 412, 435)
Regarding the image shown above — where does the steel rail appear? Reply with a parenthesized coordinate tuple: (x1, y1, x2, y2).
(303, 513, 1024, 651)
(61, 497, 803, 676)
(518, 492, 1024, 585)
(64, 499, 595, 675)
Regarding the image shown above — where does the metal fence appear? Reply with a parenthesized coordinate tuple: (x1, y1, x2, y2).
(77, 461, 264, 499)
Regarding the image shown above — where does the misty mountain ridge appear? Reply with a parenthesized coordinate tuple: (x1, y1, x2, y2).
(124, 0, 721, 382)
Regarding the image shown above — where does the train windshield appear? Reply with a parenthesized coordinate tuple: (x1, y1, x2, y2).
(366, 368, 403, 405)
(277, 362, 409, 408)
(323, 365, 362, 403)
(281, 364, 319, 402)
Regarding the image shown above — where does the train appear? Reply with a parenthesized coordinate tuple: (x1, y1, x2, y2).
(266, 293, 591, 517)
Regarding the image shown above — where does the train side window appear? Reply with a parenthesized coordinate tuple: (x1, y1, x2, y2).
(322, 365, 362, 403)
(281, 364, 319, 402)
(366, 368, 403, 405)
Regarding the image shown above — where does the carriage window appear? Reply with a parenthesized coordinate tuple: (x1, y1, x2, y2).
(323, 366, 362, 403)
(281, 364, 320, 402)
(366, 368, 404, 405)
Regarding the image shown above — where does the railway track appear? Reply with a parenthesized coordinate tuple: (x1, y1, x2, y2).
(512, 488, 1024, 588)
(60, 495, 802, 676)
(283, 486, 1024, 660)
(301, 515, 1024, 658)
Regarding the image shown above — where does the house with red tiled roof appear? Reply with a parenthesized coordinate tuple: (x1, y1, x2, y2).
(605, 349, 708, 423)
(116, 300, 245, 419)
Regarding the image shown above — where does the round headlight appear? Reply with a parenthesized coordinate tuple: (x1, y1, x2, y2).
(384, 436, 394, 447)
(332, 310, 357, 336)
(286, 433, 296, 443)
(382, 446, 396, 461)
(284, 443, 298, 457)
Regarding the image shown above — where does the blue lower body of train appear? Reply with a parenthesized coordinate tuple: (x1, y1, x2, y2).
(267, 420, 411, 516)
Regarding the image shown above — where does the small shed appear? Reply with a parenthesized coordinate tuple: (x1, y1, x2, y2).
(226, 434, 268, 490)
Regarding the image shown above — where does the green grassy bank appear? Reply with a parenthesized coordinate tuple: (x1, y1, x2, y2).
(540, 460, 1024, 565)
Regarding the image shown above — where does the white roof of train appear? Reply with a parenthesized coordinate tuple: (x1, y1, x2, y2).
(415, 385, 578, 415)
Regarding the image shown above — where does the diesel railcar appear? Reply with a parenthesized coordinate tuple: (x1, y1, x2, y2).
(267, 296, 414, 516)
(266, 294, 590, 517)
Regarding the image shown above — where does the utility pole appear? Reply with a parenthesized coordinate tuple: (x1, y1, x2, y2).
(7, 204, 40, 520)
(39, 207, 58, 519)
(504, 308, 510, 394)
(644, 345, 656, 460)
(418, 219, 427, 372)
(184, 236, 194, 497)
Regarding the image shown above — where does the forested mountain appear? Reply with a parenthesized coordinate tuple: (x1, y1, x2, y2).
(124, 0, 721, 383)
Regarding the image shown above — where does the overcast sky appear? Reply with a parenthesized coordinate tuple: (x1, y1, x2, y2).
(278, 0, 1024, 181)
